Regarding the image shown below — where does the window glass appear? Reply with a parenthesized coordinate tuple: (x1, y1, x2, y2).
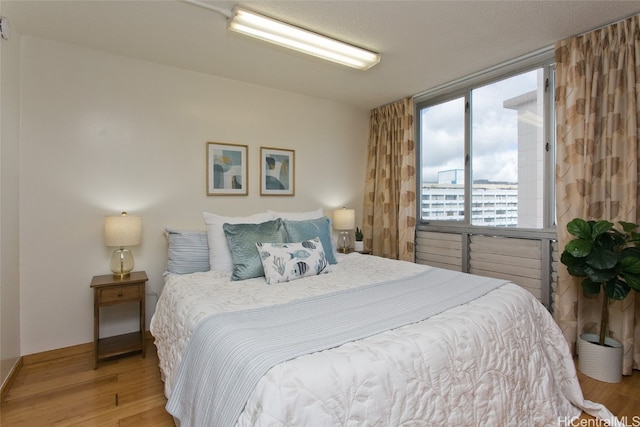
(471, 69, 543, 227)
(418, 64, 552, 229)
(419, 97, 465, 222)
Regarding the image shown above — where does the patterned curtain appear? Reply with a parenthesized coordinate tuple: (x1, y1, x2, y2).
(362, 98, 416, 261)
(555, 14, 640, 374)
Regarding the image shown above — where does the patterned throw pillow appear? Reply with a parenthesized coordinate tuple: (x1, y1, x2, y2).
(256, 238, 329, 285)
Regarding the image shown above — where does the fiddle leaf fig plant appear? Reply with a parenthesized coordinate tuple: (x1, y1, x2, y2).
(560, 218, 640, 346)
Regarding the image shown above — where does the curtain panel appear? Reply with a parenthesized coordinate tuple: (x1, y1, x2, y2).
(555, 14, 640, 373)
(362, 98, 416, 262)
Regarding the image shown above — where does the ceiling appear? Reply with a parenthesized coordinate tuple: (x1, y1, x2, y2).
(3, 0, 640, 110)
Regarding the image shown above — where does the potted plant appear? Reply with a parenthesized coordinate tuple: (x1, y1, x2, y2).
(560, 218, 640, 382)
(354, 227, 364, 252)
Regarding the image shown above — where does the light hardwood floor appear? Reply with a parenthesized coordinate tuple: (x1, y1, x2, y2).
(1, 339, 639, 426)
(577, 364, 640, 425)
(1, 339, 173, 426)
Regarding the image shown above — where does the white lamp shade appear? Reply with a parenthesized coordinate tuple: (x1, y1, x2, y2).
(333, 208, 355, 230)
(104, 213, 142, 247)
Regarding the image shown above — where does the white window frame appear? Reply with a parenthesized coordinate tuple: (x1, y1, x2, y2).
(414, 47, 557, 239)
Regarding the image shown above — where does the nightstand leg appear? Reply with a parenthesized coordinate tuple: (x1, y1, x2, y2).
(93, 290, 99, 369)
(140, 293, 146, 359)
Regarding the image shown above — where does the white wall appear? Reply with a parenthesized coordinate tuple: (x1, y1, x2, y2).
(18, 37, 369, 355)
(0, 7, 22, 383)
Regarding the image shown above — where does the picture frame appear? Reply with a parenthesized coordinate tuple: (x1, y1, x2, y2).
(206, 142, 248, 196)
(260, 147, 295, 196)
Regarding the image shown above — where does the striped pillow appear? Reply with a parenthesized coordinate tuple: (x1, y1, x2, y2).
(166, 228, 210, 274)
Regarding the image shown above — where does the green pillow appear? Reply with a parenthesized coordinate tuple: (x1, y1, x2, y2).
(223, 219, 285, 281)
(282, 217, 337, 264)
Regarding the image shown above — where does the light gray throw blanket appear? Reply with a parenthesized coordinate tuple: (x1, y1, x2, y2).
(166, 267, 508, 427)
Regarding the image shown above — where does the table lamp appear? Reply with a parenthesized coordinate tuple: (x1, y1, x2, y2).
(333, 207, 355, 253)
(104, 212, 142, 279)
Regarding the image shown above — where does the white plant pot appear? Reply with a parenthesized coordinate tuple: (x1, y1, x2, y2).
(354, 241, 364, 252)
(577, 333, 623, 383)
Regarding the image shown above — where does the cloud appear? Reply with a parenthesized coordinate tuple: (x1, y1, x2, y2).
(420, 69, 540, 184)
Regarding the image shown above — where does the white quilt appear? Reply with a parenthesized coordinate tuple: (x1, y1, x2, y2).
(150, 253, 620, 426)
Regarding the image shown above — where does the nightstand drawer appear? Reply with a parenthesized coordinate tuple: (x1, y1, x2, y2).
(99, 284, 140, 304)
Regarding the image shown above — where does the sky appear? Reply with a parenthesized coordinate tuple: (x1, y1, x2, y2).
(420, 69, 541, 184)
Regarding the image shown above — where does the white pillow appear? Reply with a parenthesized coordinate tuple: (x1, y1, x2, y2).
(256, 238, 329, 285)
(203, 211, 274, 271)
(268, 208, 324, 221)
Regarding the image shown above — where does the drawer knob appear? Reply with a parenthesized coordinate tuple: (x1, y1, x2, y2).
(118, 291, 123, 297)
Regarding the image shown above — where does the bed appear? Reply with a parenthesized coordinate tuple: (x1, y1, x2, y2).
(151, 213, 620, 427)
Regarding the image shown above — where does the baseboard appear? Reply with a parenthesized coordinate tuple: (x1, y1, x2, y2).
(22, 342, 94, 366)
(1, 356, 23, 403)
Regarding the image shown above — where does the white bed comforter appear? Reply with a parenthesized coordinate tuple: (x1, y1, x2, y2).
(150, 253, 619, 426)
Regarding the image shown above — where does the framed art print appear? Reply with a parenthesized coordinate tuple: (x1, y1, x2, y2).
(260, 147, 295, 196)
(206, 142, 248, 196)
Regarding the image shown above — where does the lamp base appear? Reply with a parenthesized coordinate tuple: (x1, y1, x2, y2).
(110, 247, 134, 280)
(337, 230, 352, 253)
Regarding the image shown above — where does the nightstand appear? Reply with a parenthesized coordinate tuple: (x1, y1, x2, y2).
(90, 271, 147, 369)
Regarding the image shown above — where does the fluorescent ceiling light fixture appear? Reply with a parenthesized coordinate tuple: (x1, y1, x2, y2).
(228, 8, 380, 70)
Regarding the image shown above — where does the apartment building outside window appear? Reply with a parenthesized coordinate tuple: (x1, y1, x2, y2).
(415, 51, 556, 232)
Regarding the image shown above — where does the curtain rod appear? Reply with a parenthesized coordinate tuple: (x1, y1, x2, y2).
(412, 46, 553, 102)
(573, 11, 639, 39)
(413, 11, 639, 102)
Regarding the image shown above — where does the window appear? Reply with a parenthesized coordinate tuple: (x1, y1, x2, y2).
(416, 53, 555, 230)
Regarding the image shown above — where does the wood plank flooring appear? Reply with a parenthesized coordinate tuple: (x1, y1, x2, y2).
(577, 365, 640, 425)
(1, 338, 639, 426)
(0, 339, 173, 426)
